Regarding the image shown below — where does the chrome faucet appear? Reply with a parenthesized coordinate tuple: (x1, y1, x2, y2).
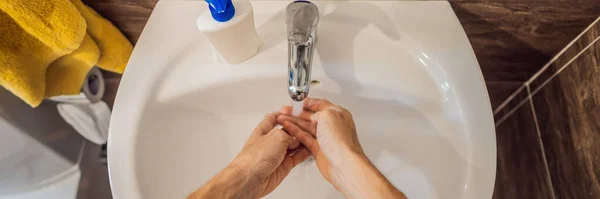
(286, 1, 319, 101)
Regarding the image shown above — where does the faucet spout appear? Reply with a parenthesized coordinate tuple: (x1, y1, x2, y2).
(286, 1, 319, 101)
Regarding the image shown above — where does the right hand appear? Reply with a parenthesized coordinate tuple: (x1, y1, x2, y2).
(278, 98, 407, 199)
(277, 98, 367, 191)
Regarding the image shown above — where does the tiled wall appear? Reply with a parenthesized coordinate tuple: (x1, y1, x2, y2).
(493, 17, 600, 199)
(450, 1, 600, 110)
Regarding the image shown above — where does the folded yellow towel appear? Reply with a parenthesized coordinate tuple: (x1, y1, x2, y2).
(71, 0, 133, 74)
(0, 0, 132, 107)
(45, 34, 100, 98)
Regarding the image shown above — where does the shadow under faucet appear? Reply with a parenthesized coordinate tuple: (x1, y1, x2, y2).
(317, 1, 401, 95)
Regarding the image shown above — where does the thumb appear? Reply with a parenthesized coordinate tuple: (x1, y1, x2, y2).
(310, 111, 321, 123)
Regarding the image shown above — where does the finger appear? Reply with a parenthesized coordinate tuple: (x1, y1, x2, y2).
(309, 110, 337, 128)
(282, 121, 318, 153)
(289, 147, 311, 165)
(279, 106, 293, 115)
(287, 136, 300, 150)
(255, 112, 280, 135)
(309, 111, 322, 125)
(277, 115, 313, 133)
(281, 147, 311, 172)
(304, 98, 335, 112)
(279, 106, 314, 121)
(273, 128, 300, 150)
(290, 147, 311, 164)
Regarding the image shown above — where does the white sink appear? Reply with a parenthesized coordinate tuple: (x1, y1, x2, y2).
(108, 1, 496, 199)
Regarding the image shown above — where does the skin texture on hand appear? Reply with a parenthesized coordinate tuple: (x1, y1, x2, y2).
(278, 98, 407, 199)
(187, 113, 311, 199)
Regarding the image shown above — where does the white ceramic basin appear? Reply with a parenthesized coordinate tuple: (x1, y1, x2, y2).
(108, 1, 496, 199)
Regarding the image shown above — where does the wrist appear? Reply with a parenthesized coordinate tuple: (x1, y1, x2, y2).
(188, 164, 256, 199)
(335, 147, 370, 173)
(226, 160, 257, 183)
(335, 153, 402, 199)
(219, 164, 258, 196)
(331, 152, 370, 190)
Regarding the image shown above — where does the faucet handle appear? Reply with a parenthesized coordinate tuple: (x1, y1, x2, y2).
(286, 1, 319, 44)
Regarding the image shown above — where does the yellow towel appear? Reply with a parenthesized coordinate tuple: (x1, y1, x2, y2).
(0, 0, 132, 107)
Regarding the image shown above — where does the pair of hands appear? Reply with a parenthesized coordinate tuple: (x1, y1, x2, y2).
(243, 97, 364, 198)
(188, 98, 405, 199)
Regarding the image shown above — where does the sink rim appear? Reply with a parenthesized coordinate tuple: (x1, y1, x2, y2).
(107, 1, 496, 199)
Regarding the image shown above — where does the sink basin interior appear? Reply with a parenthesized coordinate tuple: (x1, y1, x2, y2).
(133, 39, 469, 198)
(108, 1, 496, 199)
(136, 78, 468, 199)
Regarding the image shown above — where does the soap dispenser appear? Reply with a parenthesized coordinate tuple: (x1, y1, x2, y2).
(197, 0, 260, 64)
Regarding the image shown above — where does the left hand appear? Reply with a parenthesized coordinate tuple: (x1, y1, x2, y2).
(187, 113, 311, 199)
(230, 112, 311, 198)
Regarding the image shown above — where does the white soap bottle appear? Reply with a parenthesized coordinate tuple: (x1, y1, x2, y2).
(197, 0, 260, 64)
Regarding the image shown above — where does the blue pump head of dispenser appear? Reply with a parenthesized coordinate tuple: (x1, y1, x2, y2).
(206, 0, 236, 22)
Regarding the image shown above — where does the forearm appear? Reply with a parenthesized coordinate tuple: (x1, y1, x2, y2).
(336, 153, 407, 199)
(187, 165, 257, 199)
